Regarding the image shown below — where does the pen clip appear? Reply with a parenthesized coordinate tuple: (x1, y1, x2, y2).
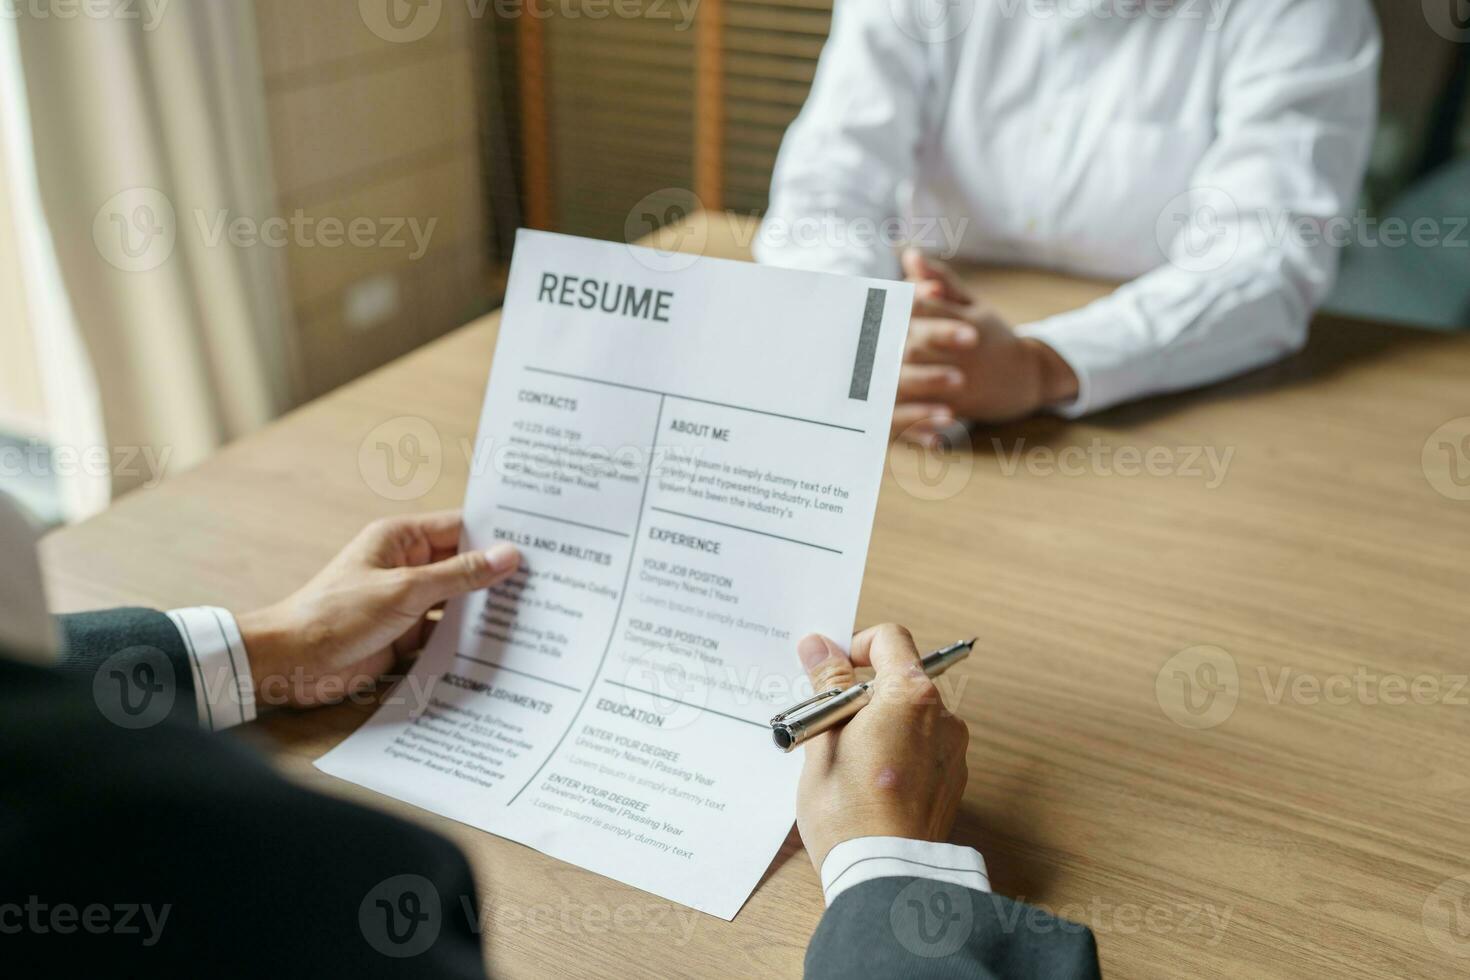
(770, 688, 843, 725)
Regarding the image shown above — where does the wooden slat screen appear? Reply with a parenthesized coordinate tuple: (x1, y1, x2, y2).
(512, 0, 833, 241)
(720, 0, 832, 214)
(544, 2, 696, 240)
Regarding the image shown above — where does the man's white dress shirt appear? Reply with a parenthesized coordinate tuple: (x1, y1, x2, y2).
(756, 0, 1381, 415)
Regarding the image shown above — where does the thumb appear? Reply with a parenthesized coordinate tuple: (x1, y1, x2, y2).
(405, 542, 520, 607)
(797, 633, 857, 694)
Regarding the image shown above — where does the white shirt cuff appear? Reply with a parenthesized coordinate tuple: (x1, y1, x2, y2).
(166, 607, 255, 731)
(820, 836, 990, 907)
(1016, 300, 1147, 418)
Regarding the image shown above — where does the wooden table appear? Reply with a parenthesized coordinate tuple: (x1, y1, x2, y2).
(41, 212, 1470, 979)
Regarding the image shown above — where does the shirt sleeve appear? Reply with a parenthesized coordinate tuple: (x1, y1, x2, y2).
(820, 836, 990, 907)
(752, 0, 933, 279)
(165, 607, 256, 731)
(1019, 0, 1381, 417)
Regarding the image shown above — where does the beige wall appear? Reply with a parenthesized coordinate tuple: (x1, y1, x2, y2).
(0, 133, 45, 439)
(252, 0, 493, 398)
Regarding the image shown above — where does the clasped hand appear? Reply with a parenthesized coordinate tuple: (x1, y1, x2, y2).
(892, 248, 1079, 445)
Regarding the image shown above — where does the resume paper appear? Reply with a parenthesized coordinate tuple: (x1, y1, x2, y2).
(317, 230, 911, 918)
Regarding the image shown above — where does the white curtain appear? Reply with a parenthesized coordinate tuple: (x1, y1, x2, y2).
(2, 0, 295, 518)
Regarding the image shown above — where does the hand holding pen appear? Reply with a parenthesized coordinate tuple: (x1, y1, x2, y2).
(788, 626, 971, 874)
(772, 637, 973, 750)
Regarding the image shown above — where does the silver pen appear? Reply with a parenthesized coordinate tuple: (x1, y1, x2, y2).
(769, 638, 975, 752)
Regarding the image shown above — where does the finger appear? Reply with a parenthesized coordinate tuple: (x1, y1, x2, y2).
(348, 648, 396, 693)
(913, 278, 977, 310)
(851, 625, 940, 709)
(391, 602, 445, 657)
(404, 542, 520, 607)
(901, 248, 972, 303)
(294, 648, 395, 709)
(906, 318, 979, 355)
(392, 619, 426, 657)
(358, 511, 465, 566)
(404, 510, 465, 551)
(912, 294, 978, 322)
(890, 404, 954, 446)
(795, 634, 855, 766)
(946, 713, 971, 754)
(797, 633, 857, 693)
(899, 247, 927, 281)
(897, 364, 966, 402)
(848, 624, 923, 678)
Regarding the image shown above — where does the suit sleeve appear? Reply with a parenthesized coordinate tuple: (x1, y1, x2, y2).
(55, 606, 257, 730)
(2, 657, 490, 978)
(805, 877, 1101, 980)
(54, 607, 202, 727)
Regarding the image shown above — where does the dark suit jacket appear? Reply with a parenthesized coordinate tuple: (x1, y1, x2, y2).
(2, 609, 1101, 978)
(808, 877, 1101, 979)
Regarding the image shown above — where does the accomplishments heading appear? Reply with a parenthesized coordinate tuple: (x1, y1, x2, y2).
(537, 272, 673, 323)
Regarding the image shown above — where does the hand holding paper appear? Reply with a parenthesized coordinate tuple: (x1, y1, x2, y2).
(317, 230, 912, 918)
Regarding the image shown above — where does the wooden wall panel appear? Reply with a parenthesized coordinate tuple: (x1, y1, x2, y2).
(252, 0, 492, 399)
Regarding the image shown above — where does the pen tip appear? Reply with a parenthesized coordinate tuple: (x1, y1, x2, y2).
(964, 638, 977, 648)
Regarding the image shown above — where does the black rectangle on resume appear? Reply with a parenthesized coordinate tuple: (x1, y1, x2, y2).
(848, 288, 886, 401)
